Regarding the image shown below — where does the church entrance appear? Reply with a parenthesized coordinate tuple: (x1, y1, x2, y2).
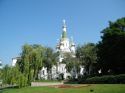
(59, 73, 64, 80)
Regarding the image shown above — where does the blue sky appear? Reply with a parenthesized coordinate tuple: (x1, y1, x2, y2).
(0, 0, 125, 65)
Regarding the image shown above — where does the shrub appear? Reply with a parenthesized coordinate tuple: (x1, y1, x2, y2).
(115, 74, 125, 83)
(81, 74, 125, 84)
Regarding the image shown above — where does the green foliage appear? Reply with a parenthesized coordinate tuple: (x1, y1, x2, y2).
(43, 47, 57, 80)
(17, 44, 45, 83)
(76, 43, 97, 74)
(1, 65, 27, 88)
(2, 65, 12, 84)
(1, 44, 46, 88)
(97, 17, 125, 74)
(0, 68, 2, 80)
(84, 74, 125, 84)
(1, 44, 58, 88)
(18, 73, 28, 88)
(62, 53, 80, 73)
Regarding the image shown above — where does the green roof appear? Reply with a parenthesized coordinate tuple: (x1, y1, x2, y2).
(62, 31, 67, 38)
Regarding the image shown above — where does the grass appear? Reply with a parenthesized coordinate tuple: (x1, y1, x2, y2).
(1, 84, 125, 93)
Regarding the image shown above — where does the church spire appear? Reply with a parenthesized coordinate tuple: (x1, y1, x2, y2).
(63, 19, 66, 30)
(62, 19, 67, 38)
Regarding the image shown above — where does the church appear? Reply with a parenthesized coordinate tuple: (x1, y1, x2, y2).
(38, 20, 84, 80)
(11, 20, 84, 80)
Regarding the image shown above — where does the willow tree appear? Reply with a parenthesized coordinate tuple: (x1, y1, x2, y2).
(31, 44, 44, 80)
(17, 44, 44, 84)
(20, 44, 33, 84)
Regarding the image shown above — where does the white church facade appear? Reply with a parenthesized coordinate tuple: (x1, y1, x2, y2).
(38, 20, 84, 80)
(0, 59, 2, 69)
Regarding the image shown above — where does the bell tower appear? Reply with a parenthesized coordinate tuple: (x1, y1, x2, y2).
(56, 20, 75, 62)
(55, 20, 76, 79)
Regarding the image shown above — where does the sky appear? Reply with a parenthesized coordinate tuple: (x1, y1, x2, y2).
(0, 0, 125, 65)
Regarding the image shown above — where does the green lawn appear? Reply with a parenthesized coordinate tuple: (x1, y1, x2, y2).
(1, 84, 125, 93)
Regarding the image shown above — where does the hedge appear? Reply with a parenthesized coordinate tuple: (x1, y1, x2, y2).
(83, 74, 125, 84)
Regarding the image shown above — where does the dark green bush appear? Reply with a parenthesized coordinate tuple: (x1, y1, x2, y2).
(82, 74, 125, 84)
(115, 74, 125, 83)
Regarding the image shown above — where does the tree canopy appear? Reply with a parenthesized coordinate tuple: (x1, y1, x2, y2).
(97, 17, 125, 74)
(76, 43, 97, 75)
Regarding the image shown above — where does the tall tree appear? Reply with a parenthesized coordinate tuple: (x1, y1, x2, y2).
(43, 47, 56, 79)
(21, 44, 33, 84)
(62, 53, 80, 79)
(17, 44, 44, 83)
(62, 53, 80, 74)
(2, 65, 11, 84)
(76, 43, 97, 75)
(31, 44, 44, 80)
(97, 17, 125, 74)
(1, 64, 28, 88)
